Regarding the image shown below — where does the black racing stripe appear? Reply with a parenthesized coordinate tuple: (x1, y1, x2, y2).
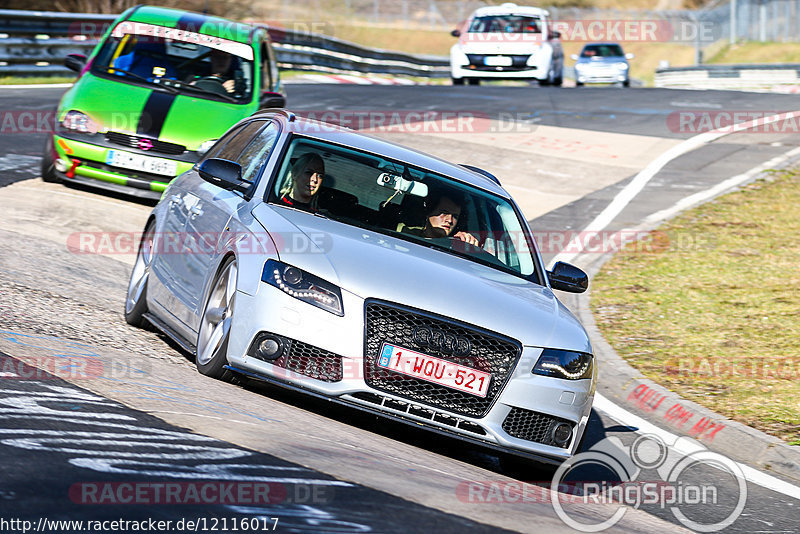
(136, 91, 176, 138)
(176, 12, 208, 32)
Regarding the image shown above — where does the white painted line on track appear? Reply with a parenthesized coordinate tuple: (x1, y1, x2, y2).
(550, 110, 800, 267)
(594, 393, 800, 501)
(641, 145, 800, 227)
(550, 111, 800, 502)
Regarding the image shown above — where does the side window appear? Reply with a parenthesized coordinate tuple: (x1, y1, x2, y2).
(237, 122, 280, 184)
(209, 120, 267, 162)
(261, 41, 272, 91)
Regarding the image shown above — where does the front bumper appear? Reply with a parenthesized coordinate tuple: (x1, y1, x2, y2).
(226, 282, 595, 461)
(48, 133, 197, 198)
(575, 68, 628, 84)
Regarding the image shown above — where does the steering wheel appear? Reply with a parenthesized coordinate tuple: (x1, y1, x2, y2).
(192, 76, 227, 94)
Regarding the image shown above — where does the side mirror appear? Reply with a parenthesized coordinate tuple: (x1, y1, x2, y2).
(259, 91, 286, 109)
(551, 30, 561, 39)
(625, 52, 635, 60)
(64, 53, 87, 73)
(198, 158, 251, 195)
(570, 54, 579, 61)
(548, 261, 588, 293)
(451, 29, 461, 37)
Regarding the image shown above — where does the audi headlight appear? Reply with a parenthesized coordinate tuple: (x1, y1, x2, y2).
(61, 110, 99, 134)
(533, 348, 593, 380)
(615, 62, 629, 70)
(262, 259, 343, 316)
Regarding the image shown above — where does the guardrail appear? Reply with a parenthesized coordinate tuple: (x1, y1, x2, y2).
(655, 64, 800, 92)
(0, 8, 450, 78)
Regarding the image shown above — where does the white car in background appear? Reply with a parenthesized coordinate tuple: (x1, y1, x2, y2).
(449, 2, 564, 86)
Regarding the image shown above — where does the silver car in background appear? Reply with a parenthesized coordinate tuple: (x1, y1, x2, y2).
(572, 42, 634, 86)
(125, 110, 596, 466)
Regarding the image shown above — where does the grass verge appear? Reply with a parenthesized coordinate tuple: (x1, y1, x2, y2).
(0, 76, 75, 85)
(591, 169, 800, 444)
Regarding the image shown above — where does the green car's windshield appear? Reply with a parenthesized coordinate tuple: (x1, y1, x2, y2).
(92, 22, 255, 102)
(268, 137, 539, 281)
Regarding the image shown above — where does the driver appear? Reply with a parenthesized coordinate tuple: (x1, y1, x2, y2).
(403, 192, 479, 246)
(279, 153, 325, 211)
(190, 49, 237, 94)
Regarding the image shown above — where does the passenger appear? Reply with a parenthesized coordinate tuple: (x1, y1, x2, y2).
(279, 153, 325, 211)
(403, 192, 480, 246)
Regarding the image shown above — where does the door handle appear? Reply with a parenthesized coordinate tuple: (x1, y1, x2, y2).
(169, 194, 181, 205)
(189, 205, 204, 217)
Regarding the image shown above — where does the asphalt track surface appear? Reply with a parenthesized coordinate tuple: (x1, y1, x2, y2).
(1, 84, 800, 533)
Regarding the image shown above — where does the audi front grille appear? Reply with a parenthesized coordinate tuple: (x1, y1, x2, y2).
(363, 300, 521, 417)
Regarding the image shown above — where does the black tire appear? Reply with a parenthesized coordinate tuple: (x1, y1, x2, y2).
(195, 256, 238, 381)
(576, 81, 584, 87)
(452, 77, 465, 86)
(468, 78, 480, 86)
(622, 79, 630, 87)
(41, 136, 61, 183)
(125, 221, 155, 327)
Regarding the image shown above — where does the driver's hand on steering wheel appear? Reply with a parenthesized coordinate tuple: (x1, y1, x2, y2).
(221, 79, 235, 93)
(453, 231, 480, 247)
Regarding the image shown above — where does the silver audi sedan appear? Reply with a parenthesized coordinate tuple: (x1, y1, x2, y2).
(125, 109, 596, 466)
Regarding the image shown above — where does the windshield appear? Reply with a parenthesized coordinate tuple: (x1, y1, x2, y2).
(581, 44, 625, 58)
(268, 137, 539, 280)
(91, 22, 254, 102)
(468, 15, 541, 33)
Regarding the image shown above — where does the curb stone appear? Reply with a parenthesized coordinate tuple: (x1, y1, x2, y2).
(562, 185, 800, 486)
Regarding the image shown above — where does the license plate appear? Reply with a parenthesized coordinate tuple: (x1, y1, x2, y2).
(106, 150, 177, 177)
(484, 55, 512, 67)
(377, 343, 491, 397)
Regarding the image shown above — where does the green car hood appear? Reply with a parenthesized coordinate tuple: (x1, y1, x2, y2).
(59, 74, 252, 151)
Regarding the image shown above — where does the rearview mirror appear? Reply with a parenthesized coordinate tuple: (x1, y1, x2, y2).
(377, 173, 428, 197)
(451, 29, 461, 37)
(625, 52, 635, 60)
(548, 261, 588, 293)
(570, 54, 579, 61)
(64, 53, 87, 73)
(198, 158, 251, 196)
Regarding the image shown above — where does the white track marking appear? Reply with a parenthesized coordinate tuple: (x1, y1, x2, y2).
(556, 109, 800, 501)
(594, 393, 800, 501)
(551, 110, 800, 267)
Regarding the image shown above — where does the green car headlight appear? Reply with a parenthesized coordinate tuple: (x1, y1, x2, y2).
(533, 349, 593, 380)
(262, 259, 344, 316)
(61, 110, 99, 134)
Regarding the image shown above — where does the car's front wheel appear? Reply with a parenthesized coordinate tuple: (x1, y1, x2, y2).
(452, 77, 465, 86)
(41, 137, 61, 183)
(196, 256, 238, 381)
(125, 221, 155, 327)
(468, 78, 480, 86)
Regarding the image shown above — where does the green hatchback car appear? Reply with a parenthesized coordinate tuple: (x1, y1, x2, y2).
(43, 6, 286, 199)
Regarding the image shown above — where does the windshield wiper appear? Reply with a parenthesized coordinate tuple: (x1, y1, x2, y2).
(169, 80, 238, 103)
(99, 68, 180, 94)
